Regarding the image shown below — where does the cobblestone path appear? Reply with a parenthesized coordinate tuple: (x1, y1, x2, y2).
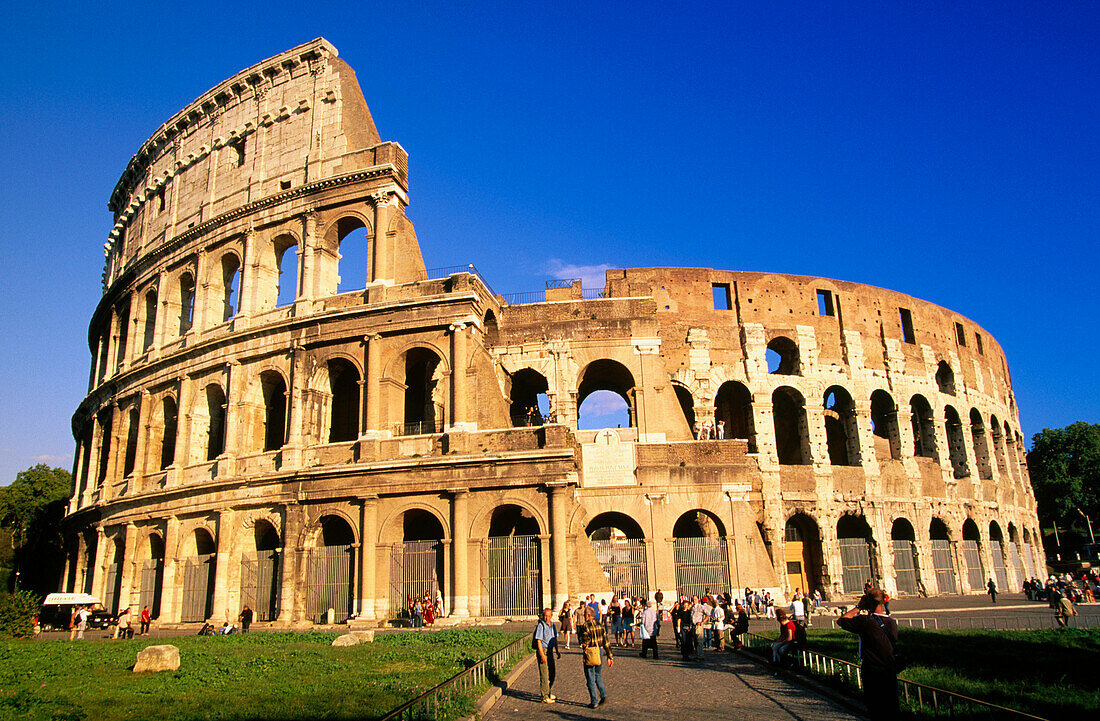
(485, 637, 862, 721)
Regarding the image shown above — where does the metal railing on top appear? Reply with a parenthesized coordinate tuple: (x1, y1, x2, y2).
(738, 632, 1049, 720)
(393, 420, 445, 436)
(378, 635, 531, 721)
(423, 264, 497, 296)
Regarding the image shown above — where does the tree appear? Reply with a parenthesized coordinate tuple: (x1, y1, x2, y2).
(0, 464, 71, 595)
(1027, 422, 1100, 547)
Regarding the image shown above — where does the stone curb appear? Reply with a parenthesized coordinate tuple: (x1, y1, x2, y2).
(458, 652, 537, 721)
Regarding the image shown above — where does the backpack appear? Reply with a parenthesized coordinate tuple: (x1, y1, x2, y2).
(793, 619, 807, 645)
(872, 615, 907, 672)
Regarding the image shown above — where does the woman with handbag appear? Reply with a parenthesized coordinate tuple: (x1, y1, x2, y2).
(579, 606, 614, 709)
(558, 600, 574, 649)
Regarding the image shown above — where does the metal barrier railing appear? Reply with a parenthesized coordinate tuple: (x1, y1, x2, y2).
(393, 420, 445, 436)
(738, 632, 1049, 720)
(820, 613, 1097, 631)
(423, 264, 497, 296)
(378, 635, 530, 721)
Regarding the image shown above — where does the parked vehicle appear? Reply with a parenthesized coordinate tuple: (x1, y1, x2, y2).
(39, 593, 116, 631)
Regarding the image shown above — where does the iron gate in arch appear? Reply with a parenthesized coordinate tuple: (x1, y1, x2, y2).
(305, 544, 354, 623)
(389, 540, 444, 617)
(138, 559, 164, 618)
(1007, 542, 1024, 585)
(838, 538, 873, 594)
(590, 538, 648, 599)
(961, 540, 984, 590)
(240, 550, 280, 622)
(102, 561, 122, 615)
(482, 535, 542, 616)
(931, 540, 957, 594)
(989, 541, 1008, 589)
(1022, 543, 1035, 579)
(892, 540, 920, 596)
(181, 553, 215, 622)
(673, 537, 729, 599)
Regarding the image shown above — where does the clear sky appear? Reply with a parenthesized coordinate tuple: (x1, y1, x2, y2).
(1, 1, 1097, 483)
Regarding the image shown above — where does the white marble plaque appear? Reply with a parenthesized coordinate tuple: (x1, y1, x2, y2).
(581, 429, 637, 487)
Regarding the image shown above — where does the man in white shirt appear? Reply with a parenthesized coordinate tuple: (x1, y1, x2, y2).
(711, 602, 726, 651)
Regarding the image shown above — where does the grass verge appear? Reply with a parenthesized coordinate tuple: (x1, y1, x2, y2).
(803, 626, 1100, 717)
(0, 628, 524, 721)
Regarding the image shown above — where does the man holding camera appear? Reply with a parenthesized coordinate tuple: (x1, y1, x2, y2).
(838, 588, 899, 720)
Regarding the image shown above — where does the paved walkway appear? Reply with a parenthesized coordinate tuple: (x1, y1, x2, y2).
(485, 637, 861, 721)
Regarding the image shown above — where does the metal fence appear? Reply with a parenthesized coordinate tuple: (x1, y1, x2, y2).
(103, 562, 121, 615)
(181, 554, 215, 622)
(990, 541, 1008, 589)
(305, 544, 354, 623)
(739, 631, 1048, 720)
(591, 538, 649, 599)
(893, 540, 920, 596)
(838, 538, 873, 594)
(393, 420, 445, 436)
(390, 540, 444, 618)
(499, 290, 547, 305)
(1022, 543, 1035, 579)
(423, 264, 496, 296)
(240, 551, 280, 622)
(673, 537, 729, 599)
(961, 540, 984, 589)
(931, 540, 957, 594)
(138, 560, 163, 618)
(483, 535, 542, 616)
(820, 612, 1099, 631)
(378, 635, 531, 721)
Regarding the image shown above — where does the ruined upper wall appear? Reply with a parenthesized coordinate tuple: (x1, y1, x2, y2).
(102, 39, 406, 289)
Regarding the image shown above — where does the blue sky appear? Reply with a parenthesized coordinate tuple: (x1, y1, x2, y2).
(0, 1, 1097, 482)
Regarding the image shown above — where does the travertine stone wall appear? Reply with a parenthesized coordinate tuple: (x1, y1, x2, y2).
(64, 40, 1043, 627)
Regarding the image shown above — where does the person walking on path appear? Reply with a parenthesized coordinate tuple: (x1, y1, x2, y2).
(239, 604, 253, 632)
(838, 589, 899, 721)
(139, 605, 151, 635)
(558, 601, 574, 649)
(579, 606, 614, 709)
(638, 599, 659, 659)
(532, 608, 561, 703)
(68, 607, 79, 641)
(1052, 588, 1077, 627)
(75, 606, 89, 640)
(987, 578, 998, 604)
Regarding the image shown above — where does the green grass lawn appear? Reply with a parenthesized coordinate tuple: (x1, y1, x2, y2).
(804, 626, 1100, 717)
(0, 628, 524, 721)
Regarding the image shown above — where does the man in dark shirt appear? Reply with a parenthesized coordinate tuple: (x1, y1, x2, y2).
(837, 589, 899, 720)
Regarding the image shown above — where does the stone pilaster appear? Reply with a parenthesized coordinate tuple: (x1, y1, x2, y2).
(358, 496, 378, 619)
(548, 483, 570, 610)
(450, 490, 470, 617)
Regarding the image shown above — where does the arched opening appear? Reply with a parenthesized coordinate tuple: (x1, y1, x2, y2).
(402, 348, 445, 434)
(929, 516, 957, 593)
(944, 406, 969, 478)
(1021, 527, 1037, 580)
(870, 390, 902, 460)
(95, 408, 112, 489)
(390, 510, 445, 620)
(715, 381, 754, 446)
(1003, 422, 1019, 483)
(275, 239, 299, 307)
(961, 519, 984, 591)
(773, 387, 810, 465)
(80, 530, 97, 595)
(824, 386, 860, 466)
(672, 384, 697, 437)
(784, 514, 823, 598)
(672, 510, 729, 599)
(242, 521, 280, 622)
(836, 515, 875, 594)
(159, 397, 177, 470)
(970, 409, 993, 479)
(103, 537, 125, 615)
(508, 368, 549, 427)
(1006, 522, 1024, 586)
(328, 359, 360, 442)
(577, 360, 635, 429)
(261, 371, 287, 451)
(139, 533, 164, 619)
(142, 289, 157, 351)
(205, 384, 227, 460)
(336, 220, 370, 294)
(485, 505, 542, 616)
(181, 528, 216, 622)
(219, 253, 241, 323)
(935, 361, 956, 395)
(178, 272, 195, 336)
(483, 310, 500, 347)
(114, 302, 129, 371)
(306, 516, 355, 623)
(989, 521, 1008, 590)
(990, 415, 1008, 477)
(123, 406, 140, 477)
(890, 519, 920, 595)
(910, 395, 937, 460)
(587, 512, 648, 599)
(765, 336, 799, 375)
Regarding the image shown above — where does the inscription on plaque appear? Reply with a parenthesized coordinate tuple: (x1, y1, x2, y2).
(581, 429, 637, 487)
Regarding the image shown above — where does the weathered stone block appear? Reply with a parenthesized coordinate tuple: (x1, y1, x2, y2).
(332, 633, 360, 647)
(133, 644, 180, 673)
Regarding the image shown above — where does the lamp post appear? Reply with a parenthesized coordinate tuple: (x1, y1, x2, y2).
(1077, 508, 1096, 545)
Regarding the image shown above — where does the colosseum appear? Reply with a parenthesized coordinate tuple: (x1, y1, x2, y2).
(62, 39, 1043, 627)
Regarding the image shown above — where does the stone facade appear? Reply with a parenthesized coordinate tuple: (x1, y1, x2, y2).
(64, 39, 1043, 626)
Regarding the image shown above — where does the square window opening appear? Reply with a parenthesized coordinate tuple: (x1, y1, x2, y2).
(900, 308, 915, 344)
(816, 289, 835, 317)
(955, 322, 967, 347)
(712, 283, 732, 311)
(976, 332, 984, 355)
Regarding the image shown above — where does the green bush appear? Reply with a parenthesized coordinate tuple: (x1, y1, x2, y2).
(0, 590, 40, 637)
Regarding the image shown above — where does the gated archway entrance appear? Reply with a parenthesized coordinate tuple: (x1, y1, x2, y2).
(837, 515, 875, 594)
(587, 512, 648, 599)
(241, 521, 280, 622)
(929, 519, 957, 594)
(483, 505, 542, 616)
(891, 519, 920, 596)
(139, 533, 164, 618)
(103, 537, 124, 615)
(390, 509, 445, 617)
(181, 528, 216, 622)
(989, 522, 1008, 590)
(784, 514, 823, 596)
(306, 516, 355, 623)
(673, 510, 729, 599)
(961, 519, 985, 591)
